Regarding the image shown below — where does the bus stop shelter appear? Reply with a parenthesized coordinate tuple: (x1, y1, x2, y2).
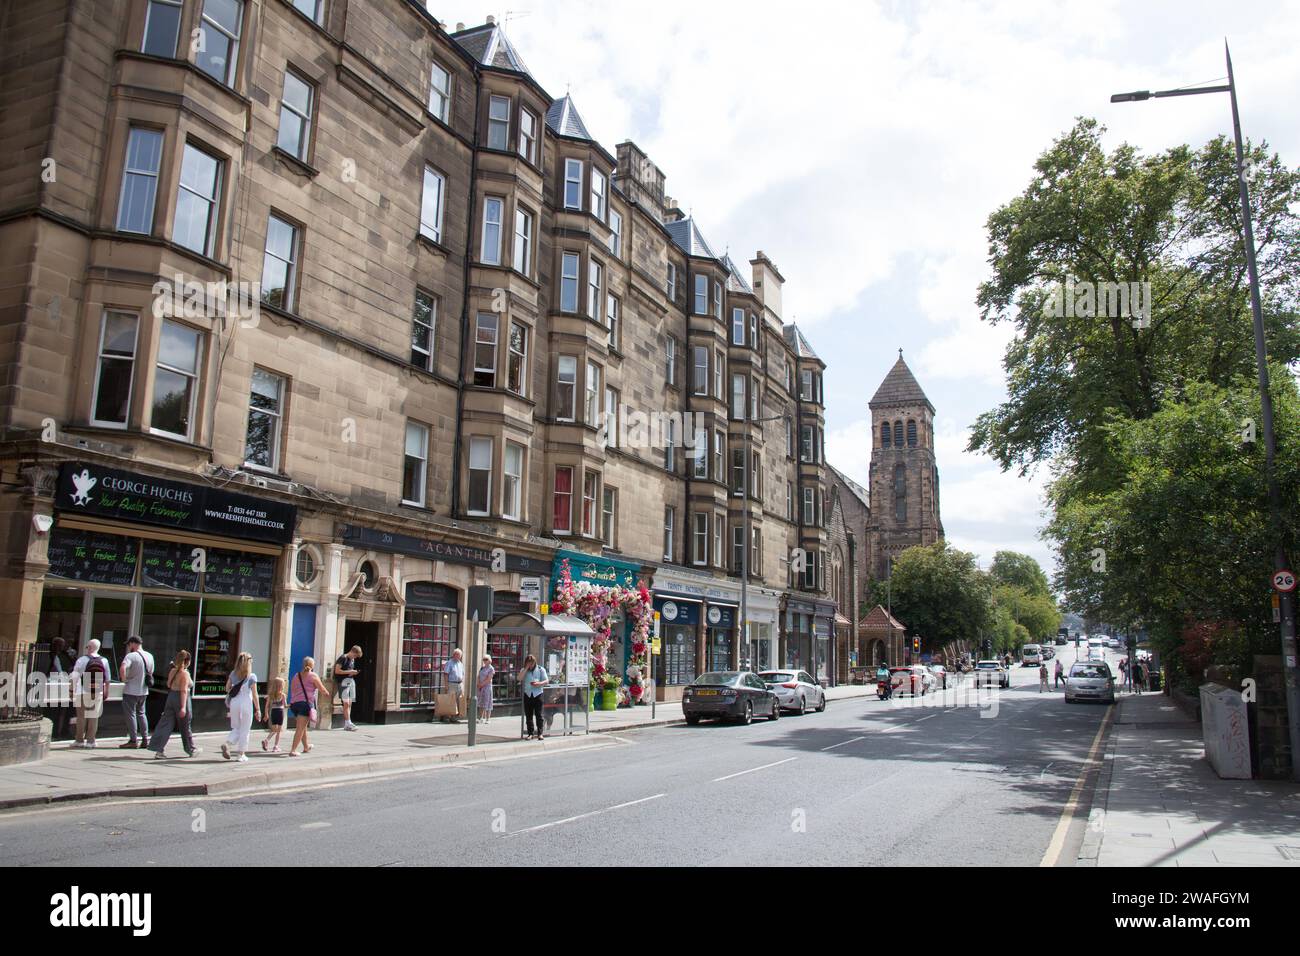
(487, 612, 594, 738)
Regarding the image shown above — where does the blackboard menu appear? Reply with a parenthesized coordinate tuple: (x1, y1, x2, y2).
(46, 527, 138, 586)
(202, 548, 276, 599)
(140, 540, 200, 592)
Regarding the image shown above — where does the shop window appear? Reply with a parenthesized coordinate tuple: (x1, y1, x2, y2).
(402, 604, 457, 708)
(196, 599, 271, 695)
(663, 625, 696, 686)
(709, 627, 732, 673)
(487, 633, 526, 705)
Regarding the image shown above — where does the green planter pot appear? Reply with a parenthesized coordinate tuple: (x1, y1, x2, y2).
(598, 688, 620, 711)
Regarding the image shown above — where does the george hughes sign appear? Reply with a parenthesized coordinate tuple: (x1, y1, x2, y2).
(55, 463, 295, 545)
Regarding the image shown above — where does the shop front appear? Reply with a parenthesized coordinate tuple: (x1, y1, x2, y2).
(745, 587, 782, 673)
(782, 597, 837, 685)
(38, 462, 296, 736)
(650, 566, 743, 701)
(339, 523, 551, 725)
(550, 550, 649, 683)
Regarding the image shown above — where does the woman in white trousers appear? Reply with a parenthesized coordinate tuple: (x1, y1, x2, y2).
(222, 653, 262, 762)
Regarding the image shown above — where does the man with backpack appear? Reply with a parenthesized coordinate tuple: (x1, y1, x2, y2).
(119, 635, 155, 749)
(72, 638, 113, 749)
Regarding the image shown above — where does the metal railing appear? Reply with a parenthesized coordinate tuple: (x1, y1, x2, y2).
(0, 643, 43, 721)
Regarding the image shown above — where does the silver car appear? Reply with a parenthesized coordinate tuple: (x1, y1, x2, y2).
(1065, 661, 1116, 704)
(759, 670, 826, 715)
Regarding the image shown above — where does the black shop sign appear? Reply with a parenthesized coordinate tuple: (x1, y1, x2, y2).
(56, 463, 295, 545)
(340, 524, 549, 575)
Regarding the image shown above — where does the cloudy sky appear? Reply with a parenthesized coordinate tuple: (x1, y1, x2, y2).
(435, 0, 1300, 580)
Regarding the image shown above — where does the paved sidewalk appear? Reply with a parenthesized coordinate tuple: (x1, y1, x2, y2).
(1079, 690, 1300, 867)
(0, 684, 874, 811)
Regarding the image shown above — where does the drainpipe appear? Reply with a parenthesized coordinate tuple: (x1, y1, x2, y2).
(451, 69, 483, 520)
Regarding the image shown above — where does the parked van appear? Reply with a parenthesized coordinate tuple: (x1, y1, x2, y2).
(1021, 644, 1043, 667)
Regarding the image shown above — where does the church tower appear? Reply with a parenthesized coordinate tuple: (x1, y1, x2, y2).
(867, 351, 944, 581)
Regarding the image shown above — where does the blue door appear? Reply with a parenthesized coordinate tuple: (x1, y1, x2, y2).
(290, 604, 317, 674)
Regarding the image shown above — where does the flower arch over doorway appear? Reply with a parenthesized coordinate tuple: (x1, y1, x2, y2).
(548, 559, 654, 701)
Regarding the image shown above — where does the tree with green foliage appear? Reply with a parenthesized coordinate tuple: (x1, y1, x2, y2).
(989, 551, 1053, 597)
(969, 117, 1300, 680)
(886, 542, 993, 654)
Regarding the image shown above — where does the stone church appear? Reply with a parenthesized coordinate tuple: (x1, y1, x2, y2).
(830, 352, 945, 616)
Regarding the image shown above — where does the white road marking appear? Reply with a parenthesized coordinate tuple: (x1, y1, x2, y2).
(507, 793, 665, 836)
(300, 821, 332, 830)
(712, 757, 797, 782)
(821, 736, 867, 752)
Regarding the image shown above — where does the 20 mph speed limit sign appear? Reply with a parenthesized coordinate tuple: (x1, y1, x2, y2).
(1274, 570, 1297, 593)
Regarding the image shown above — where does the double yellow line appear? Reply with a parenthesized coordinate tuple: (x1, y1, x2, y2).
(1040, 705, 1118, 867)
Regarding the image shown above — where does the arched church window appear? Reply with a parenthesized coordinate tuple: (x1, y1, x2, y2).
(881, 422, 892, 448)
(907, 420, 917, 446)
(893, 421, 903, 446)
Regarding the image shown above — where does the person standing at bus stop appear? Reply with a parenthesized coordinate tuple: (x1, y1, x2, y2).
(520, 655, 549, 740)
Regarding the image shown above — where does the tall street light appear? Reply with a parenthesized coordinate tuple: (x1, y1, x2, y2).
(1113, 42, 1300, 780)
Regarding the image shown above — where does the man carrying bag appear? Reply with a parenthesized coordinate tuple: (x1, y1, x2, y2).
(119, 636, 155, 749)
(436, 649, 465, 723)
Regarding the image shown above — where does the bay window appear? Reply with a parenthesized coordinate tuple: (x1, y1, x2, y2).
(91, 311, 138, 427)
(468, 437, 493, 516)
(473, 313, 498, 388)
(151, 320, 201, 439)
(553, 467, 573, 533)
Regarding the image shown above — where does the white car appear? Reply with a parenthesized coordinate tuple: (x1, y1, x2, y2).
(927, 665, 949, 689)
(759, 670, 826, 715)
(972, 660, 1010, 688)
(1087, 637, 1107, 659)
(1065, 661, 1116, 704)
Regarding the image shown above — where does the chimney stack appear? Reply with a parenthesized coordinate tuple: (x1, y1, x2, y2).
(456, 21, 465, 31)
(486, 15, 496, 25)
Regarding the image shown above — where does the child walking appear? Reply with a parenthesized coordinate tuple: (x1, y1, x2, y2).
(261, 677, 287, 753)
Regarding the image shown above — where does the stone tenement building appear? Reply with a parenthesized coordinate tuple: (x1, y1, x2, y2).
(0, 0, 848, 731)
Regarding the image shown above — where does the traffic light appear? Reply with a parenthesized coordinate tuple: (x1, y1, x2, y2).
(912, 638, 920, 653)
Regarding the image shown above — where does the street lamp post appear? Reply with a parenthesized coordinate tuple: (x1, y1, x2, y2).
(1113, 43, 1300, 781)
(741, 412, 790, 672)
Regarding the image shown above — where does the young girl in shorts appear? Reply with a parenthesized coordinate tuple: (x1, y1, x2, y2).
(261, 676, 287, 753)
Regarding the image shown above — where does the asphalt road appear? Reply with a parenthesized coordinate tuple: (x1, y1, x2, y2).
(0, 650, 1119, 867)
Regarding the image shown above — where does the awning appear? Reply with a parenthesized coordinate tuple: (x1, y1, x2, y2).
(486, 612, 596, 637)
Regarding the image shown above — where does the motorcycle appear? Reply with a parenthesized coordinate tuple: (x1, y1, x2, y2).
(876, 677, 892, 700)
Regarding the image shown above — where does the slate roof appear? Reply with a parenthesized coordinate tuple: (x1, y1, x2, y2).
(451, 22, 531, 74)
(545, 94, 593, 141)
(870, 353, 933, 412)
(664, 216, 718, 260)
(721, 254, 753, 294)
(830, 465, 870, 510)
(782, 324, 822, 362)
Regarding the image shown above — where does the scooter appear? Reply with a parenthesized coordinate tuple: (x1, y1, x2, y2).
(876, 678, 892, 700)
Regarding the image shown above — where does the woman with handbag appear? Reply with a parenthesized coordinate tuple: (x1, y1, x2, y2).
(221, 653, 262, 762)
(288, 657, 327, 756)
